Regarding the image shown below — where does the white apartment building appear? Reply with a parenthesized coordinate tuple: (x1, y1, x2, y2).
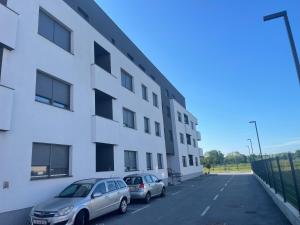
(167, 99, 203, 181)
(0, 0, 168, 223)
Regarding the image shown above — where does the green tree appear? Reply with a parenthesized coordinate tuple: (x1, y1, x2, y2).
(294, 150, 300, 159)
(225, 152, 247, 165)
(204, 150, 224, 167)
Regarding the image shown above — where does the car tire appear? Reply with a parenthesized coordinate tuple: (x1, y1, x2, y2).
(160, 187, 166, 197)
(119, 198, 128, 214)
(74, 210, 88, 225)
(144, 192, 151, 204)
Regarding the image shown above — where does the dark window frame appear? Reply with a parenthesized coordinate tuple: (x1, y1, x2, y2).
(141, 84, 148, 101)
(121, 69, 134, 92)
(31, 143, 70, 180)
(35, 70, 71, 110)
(182, 156, 187, 167)
(155, 122, 161, 137)
(123, 107, 136, 129)
(144, 117, 151, 134)
(157, 153, 164, 169)
(146, 152, 153, 170)
(188, 155, 194, 166)
(124, 150, 138, 172)
(152, 92, 158, 108)
(38, 8, 72, 52)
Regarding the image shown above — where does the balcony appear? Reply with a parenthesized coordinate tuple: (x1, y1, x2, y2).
(0, 84, 14, 131)
(0, 3, 18, 50)
(196, 131, 201, 141)
(91, 115, 120, 145)
(91, 64, 118, 99)
(198, 148, 204, 157)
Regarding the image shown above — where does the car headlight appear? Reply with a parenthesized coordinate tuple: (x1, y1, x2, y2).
(55, 206, 74, 217)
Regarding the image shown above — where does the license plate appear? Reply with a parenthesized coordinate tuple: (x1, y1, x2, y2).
(33, 219, 48, 225)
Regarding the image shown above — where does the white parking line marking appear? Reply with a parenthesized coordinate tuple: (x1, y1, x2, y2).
(213, 194, 219, 200)
(201, 206, 210, 216)
(131, 205, 150, 214)
(171, 191, 181, 196)
(220, 187, 224, 192)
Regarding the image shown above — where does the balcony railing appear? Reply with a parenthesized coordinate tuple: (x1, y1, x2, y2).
(0, 84, 14, 131)
(0, 3, 18, 50)
(91, 64, 118, 99)
(91, 115, 120, 145)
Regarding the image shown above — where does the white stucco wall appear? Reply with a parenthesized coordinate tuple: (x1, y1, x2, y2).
(0, 0, 167, 213)
(168, 99, 203, 177)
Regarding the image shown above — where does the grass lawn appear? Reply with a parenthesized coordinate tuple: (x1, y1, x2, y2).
(204, 163, 252, 173)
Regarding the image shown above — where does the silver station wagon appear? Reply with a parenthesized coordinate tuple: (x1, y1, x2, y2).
(124, 173, 166, 203)
(30, 178, 130, 225)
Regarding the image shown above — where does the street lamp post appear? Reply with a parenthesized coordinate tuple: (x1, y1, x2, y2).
(247, 138, 254, 155)
(264, 11, 300, 85)
(249, 121, 263, 159)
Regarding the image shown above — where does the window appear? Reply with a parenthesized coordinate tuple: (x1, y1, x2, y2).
(145, 175, 153, 183)
(152, 93, 158, 107)
(193, 138, 197, 148)
(94, 183, 107, 194)
(96, 143, 114, 172)
(189, 155, 194, 166)
(111, 38, 116, 45)
(35, 71, 71, 110)
(191, 121, 194, 130)
(106, 181, 118, 192)
(177, 112, 182, 122)
(38, 9, 71, 52)
(117, 180, 127, 189)
(121, 69, 134, 92)
(123, 108, 136, 129)
(169, 130, 173, 142)
(180, 133, 185, 144)
(182, 156, 187, 167)
(184, 114, 189, 124)
(94, 42, 111, 73)
(157, 153, 164, 169)
(0, 47, 3, 79)
(186, 134, 192, 145)
(95, 89, 113, 120)
(146, 152, 153, 170)
(77, 7, 89, 21)
(155, 122, 161, 137)
(127, 53, 134, 62)
(151, 175, 158, 182)
(31, 143, 69, 179)
(144, 117, 151, 134)
(141, 84, 148, 101)
(139, 64, 145, 72)
(166, 107, 171, 118)
(165, 89, 169, 97)
(195, 157, 199, 166)
(124, 150, 138, 171)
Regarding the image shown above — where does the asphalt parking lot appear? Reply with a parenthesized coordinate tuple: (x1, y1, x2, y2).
(90, 174, 291, 225)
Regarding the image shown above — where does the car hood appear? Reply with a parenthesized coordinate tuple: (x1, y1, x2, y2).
(34, 197, 84, 212)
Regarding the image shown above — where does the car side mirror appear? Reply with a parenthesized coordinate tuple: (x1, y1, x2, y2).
(156, 179, 162, 183)
(92, 192, 102, 198)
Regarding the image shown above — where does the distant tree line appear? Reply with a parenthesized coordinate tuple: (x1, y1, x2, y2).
(202, 149, 300, 171)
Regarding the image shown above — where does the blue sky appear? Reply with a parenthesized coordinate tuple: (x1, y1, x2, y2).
(96, 0, 300, 156)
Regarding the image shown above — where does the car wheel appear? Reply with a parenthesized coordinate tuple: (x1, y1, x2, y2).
(74, 210, 88, 225)
(119, 198, 128, 214)
(144, 192, 151, 203)
(160, 187, 166, 197)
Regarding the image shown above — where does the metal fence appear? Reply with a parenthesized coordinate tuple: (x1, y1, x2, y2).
(251, 153, 300, 214)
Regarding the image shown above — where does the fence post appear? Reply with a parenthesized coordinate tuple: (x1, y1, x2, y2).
(269, 158, 277, 193)
(264, 159, 271, 186)
(276, 157, 286, 202)
(288, 153, 300, 213)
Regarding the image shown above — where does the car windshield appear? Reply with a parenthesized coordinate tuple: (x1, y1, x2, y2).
(124, 177, 143, 185)
(58, 183, 94, 198)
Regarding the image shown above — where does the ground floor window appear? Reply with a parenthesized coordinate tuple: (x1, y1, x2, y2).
(157, 153, 164, 169)
(31, 143, 69, 179)
(124, 150, 138, 171)
(96, 143, 114, 172)
(188, 155, 194, 166)
(182, 156, 187, 167)
(195, 157, 199, 166)
(146, 152, 153, 170)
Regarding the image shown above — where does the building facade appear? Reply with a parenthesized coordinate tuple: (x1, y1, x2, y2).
(0, 0, 202, 224)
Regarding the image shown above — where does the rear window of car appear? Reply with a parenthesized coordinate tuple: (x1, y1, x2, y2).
(124, 177, 143, 185)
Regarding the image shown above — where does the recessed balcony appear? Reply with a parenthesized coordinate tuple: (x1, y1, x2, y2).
(0, 3, 18, 50)
(196, 131, 201, 141)
(0, 84, 14, 131)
